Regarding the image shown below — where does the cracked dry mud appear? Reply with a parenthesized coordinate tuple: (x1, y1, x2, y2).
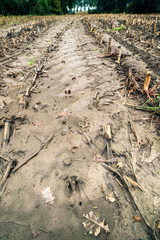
(0, 16, 160, 240)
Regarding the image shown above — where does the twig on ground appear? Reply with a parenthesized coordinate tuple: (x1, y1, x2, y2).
(0, 161, 15, 190)
(13, 134, 54, 172)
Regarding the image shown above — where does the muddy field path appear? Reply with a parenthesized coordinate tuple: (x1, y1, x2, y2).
(0, 16, 160, 240)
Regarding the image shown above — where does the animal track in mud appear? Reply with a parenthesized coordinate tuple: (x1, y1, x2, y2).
(66, 176, 83, 195)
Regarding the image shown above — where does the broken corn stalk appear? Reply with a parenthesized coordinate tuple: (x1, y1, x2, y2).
(110, 46, 114, 55)
(128, 67, 132, 78)
(18, 95, 27, 111)
(115, 48, 121, 64)
(105, 125, 111, 139)
(0, 161, 13, 188)
(143, 71, 151, 98)
(108, 38, 112, 47)
(2, 120, 10, 147)
(108, 37, 112, 52)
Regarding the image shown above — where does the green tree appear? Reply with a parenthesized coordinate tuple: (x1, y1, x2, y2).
(0, 0, 18, 15)
(97, 0, 116, 13)
(47, 0, 62, 14)
(60, 0, 76, 13)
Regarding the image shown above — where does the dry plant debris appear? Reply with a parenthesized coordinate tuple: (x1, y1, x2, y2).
(105, 193, 116, 203)
(82, 211, 110, 236)
(134, 216, 142, 222)
(71, 146, 78, 153)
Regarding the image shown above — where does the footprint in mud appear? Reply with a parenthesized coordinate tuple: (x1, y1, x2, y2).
(64, 89, 72, 98)
(66, 176, 82, 195)
(66, 176, 84, 207)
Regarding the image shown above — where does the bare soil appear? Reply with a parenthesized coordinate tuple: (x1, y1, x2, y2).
(0, 15, 160, 240)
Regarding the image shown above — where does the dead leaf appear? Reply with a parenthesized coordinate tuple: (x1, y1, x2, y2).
(99, 219, 110, 234)
(32, 230, 41, 239)
(32, 120, 42, 127)
(95, 226, 101, 236)
(134, 216, 142, 222)
(0, 101, 5, 110)
(105, 193, 115, 203)
(72, 146, 78, 153)
(41, 187, 55, 205)
(93, 154, 104, 162)
(158, 222, 160, 228)
(82, 211, 110, 236)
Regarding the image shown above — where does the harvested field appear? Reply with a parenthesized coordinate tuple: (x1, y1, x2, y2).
(0, 14, 160, 240)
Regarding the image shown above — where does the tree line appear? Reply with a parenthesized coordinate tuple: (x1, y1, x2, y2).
(96, 0, 160, 14)
(0, 0, 159, 15)
(0, 0, 63, 15)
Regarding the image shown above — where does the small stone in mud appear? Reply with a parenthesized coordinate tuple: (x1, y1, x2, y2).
(63, 159, 72, 166)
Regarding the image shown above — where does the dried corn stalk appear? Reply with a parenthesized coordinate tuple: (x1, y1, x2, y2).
(123, 175, 142, 190)
(111, 46, 114, 55)
(104, 124, 111, 139)
(115, 47, 121, 64)
(108, 37, 112, 52)
(18, 95, 27, 111)
(143, 72, 151, 98)
(82, 211, 110, 236)
(2, 120, 10, 147)
(123, 175, 139, 188)
(0, 161, 14, 189)
(128, 67, 132, 78)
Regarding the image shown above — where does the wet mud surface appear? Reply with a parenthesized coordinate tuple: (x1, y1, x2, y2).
(0, 15, 160, 240)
